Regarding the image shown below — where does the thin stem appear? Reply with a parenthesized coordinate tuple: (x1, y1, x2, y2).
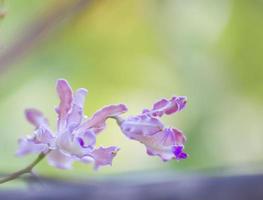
(0, 153, 47, 184)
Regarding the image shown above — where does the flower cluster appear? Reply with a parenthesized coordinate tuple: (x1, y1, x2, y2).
(17, 79, 188, 170)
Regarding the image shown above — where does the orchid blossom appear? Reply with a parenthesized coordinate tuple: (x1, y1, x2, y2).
(114, 96, 188, 161)
(17, 79, 127, 170)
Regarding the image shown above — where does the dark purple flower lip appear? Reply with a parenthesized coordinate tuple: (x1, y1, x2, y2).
(76, 137, 92, 148)
(172, 146, 188, 160)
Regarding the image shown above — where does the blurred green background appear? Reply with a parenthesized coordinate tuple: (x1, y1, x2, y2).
(0, 0, 263, 185)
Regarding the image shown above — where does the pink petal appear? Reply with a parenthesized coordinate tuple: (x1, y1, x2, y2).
(90, 146, 119, 170)
(146, 96, 187, 117)
(47, 149, 73, 169)
(130, 128, 187, 161)
(25, 109, 55, 146)
(120, 115, 164, 139)
(56, 79, 73, 132)
(67, 88, 88, 131)
(149, 128, 186, 146)
(172, 128, 187, 145)
(78, 104, 128, 134)
(25, 108, 48, 128)
(172, 96, 187, 111)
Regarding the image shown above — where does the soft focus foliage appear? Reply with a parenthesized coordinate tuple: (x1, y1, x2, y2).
(0, 0, 263, 183)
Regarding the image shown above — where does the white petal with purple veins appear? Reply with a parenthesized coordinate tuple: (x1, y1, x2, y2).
(120, 115, 163, 139)
(47, 149, 73, 169)
(140, 128, 187, 161)
(57, 131, 95, 158)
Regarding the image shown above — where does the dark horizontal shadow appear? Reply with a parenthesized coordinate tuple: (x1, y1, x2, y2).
(1, 173, 263, 200)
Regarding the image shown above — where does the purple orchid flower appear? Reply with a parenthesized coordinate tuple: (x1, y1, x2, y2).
(17, 79, 127, 169)
(117, 96, 188, 161)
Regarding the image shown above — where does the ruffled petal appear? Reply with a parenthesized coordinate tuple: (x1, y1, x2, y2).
(144, 96, 187, 117)
(25, 109, 55, 147)
(56, 79, 73, 132)
(33, 127, 55, 147)
(90, 146, 119, 170)
(16, 138, 48, 156)
(25, 108, 49, 128)
(120, 115, 163, 139)
(130, 128, 187, 161)
(173, 96, 187, 111)
(78, 104, 128, 134)
(149, 128, 186, 146)
(20, 110, 54, 156)
(47, 149, 73, 169)
(67, 88, 88, 131)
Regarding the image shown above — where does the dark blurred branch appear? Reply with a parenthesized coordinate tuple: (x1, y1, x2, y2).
(0, 0, 6, 19)
(0, 0, 93, 72)
(1, 173, 263, 200)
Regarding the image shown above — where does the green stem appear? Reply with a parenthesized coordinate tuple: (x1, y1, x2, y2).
(0, 153, 47, 184)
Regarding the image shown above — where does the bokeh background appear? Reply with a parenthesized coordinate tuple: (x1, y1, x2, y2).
(0, 0, 263, 187)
